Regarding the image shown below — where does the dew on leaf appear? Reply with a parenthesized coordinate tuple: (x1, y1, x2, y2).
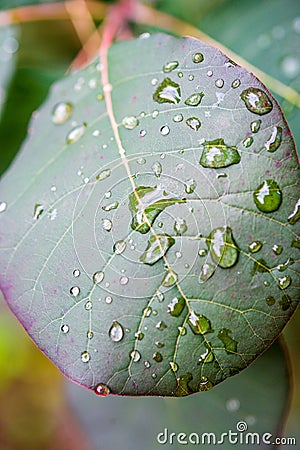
(207, 70, 213, 77)
(188, 74, 194, 81)
(173, 113, 183, 123)
(137, 157, 146, 165)
(170, 361, 178, 372)
(198, 248, 208, 257)
(96, 169, 111, 181)
(276, 258, 294, 272)
(151, 78, 158, 86)
(33, 203, 44, 220)
(272, 244, 283, 255)
(153, 352, 163, 363)
(156, 321, 167, 330)
(140, 234, 175, 265)
(162, 270, 178, 287)
(264, 126, 282, 152)
(87, 330, 94, 339)
(178, 326, 186, 336)
(109, 321, 124, 342)
(81, 351, 90, 363)
(94, 383, 110, 396)
(279, 295, 292, 311)
(250, 119, 262, 133)
(155, 291, 164, 302)
(152, 109, 159, 118)
(248, 241, 263, 253)
(155, 341, 164, 348)
(66, 124, 86, 144)
(193, 52, 204, 63)
(198, 376, 213, 392)
(113, 240, 126, 255)
(52, 102, 72, 125)
(288, 199, 300, 225)
(266, 296, 275, 306)
(243, 136, 253, 148)
(130, 350, 141, 362)
(85, 301, 92, 310)
(163, 60, 179, 72)
(61, 324, 69, 334)
(231, 79, 241, 89)
(102, 201, 119, 211)
(174, 217, 188, 235)
(188, 311, 212, 335)
(277, 275, 291, 290)
(207, 226, 239, 268)
(200, 138, 241, 168)
(160, 125, 170, 136)
(140, 130, 147, 137)
(73, 269, 80, 277)
(240, 87, 273, 115)
(144, 360, 151, 368)
(70, 286, 80, 297)
(199, 262, 216, 283)
(184, 178, 197, 194)
(102, 218, 112, 231)
(153, 77, 181, 104)
(93, 271, 104, 284)
(105, 295, 113, 304)
(215, 78, 224, 88)
(167, 296, 185, 317)
(152, 161, 162, 178)
(218, 328, 237, 353)
(186, 117, 201, 131)
(122, 115, 139, 129)
(120, 276, 129, 285)
(143, 306, 152, 317)
(177, 72, 183, 78)
(184, 92, 204, 106)
(253, 179, 282, 213)
(135, 331, 144, 340)
(226, 398, 240, 412)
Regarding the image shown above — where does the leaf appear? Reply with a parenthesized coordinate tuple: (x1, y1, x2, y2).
(0, 33, 299, 396)
(66, 339, 291, 450)
(0, 26, 18, 119)
(0, 0, 63, 10)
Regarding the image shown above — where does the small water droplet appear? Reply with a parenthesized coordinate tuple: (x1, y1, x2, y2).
(81, 351, 90, 363)
(163, 60, 179, 73)
(253, 179, 282, 213)
(85, 301, 92, 310)
(155, 291, 164, 302)
(250, 120, 262, 133)
(198, 248, 207, 257)
(130, 350, 141, 362)
(140, 234, 175, 265)
(102, 201, 119, 211)
(208, 226, 239, 268)
(93, 271, 104, 284)
(177, 72, 183, 78)
(173, 113, 183, 123)
(70, 286, 80, 297)
(241, 88, 273, 115)
(266, 295, 275, 306)
(73, 269, 80, 278)
(170, 361, 178, 372)
(162, 271, 178, 287)
(186, 117, 201, 131)
(143, 306, 152, 317)
(288, 199, 300, 225)
(92, 129, 100, 137)
(151, 78, 158, 86)
(231, 79, 241, 89)
(215, 78, 224, 88)
(33, 203, 44, 220)
(277, 275, 291, 290)
(66, 124, 86, 144)
(184, 178, 197, 194)
(109, 321, 124, 342)
(140, 129, 147, 137)
(160, 125, 170, 136)
(174, 217, 188, 235)
(153, 352, 163, 362)
(272, 244, 283, 255)
(167, 296, 185, 317)
(61, 324, 69, 333)
(120, 276, 129, 285)
(96, 169, 111, 181)
(207, 70, 213, 77)
(102, 218, 112, 231)
(279, 294, 292, 311)
(175, 373, 193, 397)
(218, 328, 237, 353)
(135, 331, 144, 340)
(200, 138, 240, 169)
(113, 240, 126, 255)
(243, 136, 253, 148)
(178, 326, 186, 336)
(152, 109, 159, 118)
(94, 383, 110, 396)
(152, 161, 162, 178)
(199, 262, 216, 283)
(122, 116, 139, 130)
(185, 92, 204, 106)
(248, 241, 263, 253)
(153, 77, 181, 104)
(87, 330, 94, 339)
(193, 52, 204, 63)
(52, 102, 73, 125)
(144, 360, 151, 368)
(188, 311, 212, 335)
(264, 126, 282, 152)
(156, 321, 167, 330)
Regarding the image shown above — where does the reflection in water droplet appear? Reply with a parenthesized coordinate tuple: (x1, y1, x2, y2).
(96, 169, 111, 181)
(231, 79, 241, 89)
(253, 179, 282, 213)
(160, 125, 170, 136)
(250, 120, 262, 133)
(113, 240, 126, 254)
(140, 234, 175, 265)
(66, 124, 86, 144)
(120, 276, 129, 285)
(167, 296, 185, 317)
(102, 218, 112, 231)
(70, 286, 80, 297)
(277, 275, 291, 290)
(153, 352, 163, 362)
(185, 93, 204, 106)
(93, 271, 104, 284)
(200, 138, 240, 168)
(81, 351, 90, 363)
(208, 227, 239, 268)
(218, 328, 237, 353)
(240, 88, 273, 115)
(102, 201, 119, 211)
(95, 383, 110, 396)
(0, 202, 7, 213)
(174, 217, 188, 235)
(163, 60, 179, 72)
(109, 321, 124, 342)
(193, 53, 204, 63)
(52, 102, 73, 124)
(186, 117, 201, 131)
(243, 136, 253, 148)
(153, 78, 181, 104)
(173, 113, 183, 123)
(198, 376, 213, 392)
(152, 161, 162, 178)
(199, 262, 216, 283)
(130, 350, 141, 362)
(248, 241, 263, 253)
(188, 311, 212, 334)
(264, 126, 282, 152)
(61, 324, 69, 334)
(215, 78, 224, 88)
(184, 178, 197, 194)
(288, 199, 300, 225)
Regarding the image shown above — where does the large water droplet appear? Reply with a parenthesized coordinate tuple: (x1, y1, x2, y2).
(130, 350, 141, 362)
(109, 321, 124, 342)
(174, 217, 187, 235)
(208, 227, 239, 268)
(81, 351, 90, 363)
(253, 179, 282, 213)
(94, 383, 110, 396)
(93, 271, 104, 284)
(52, 102, 73, 125)
(66, 124, 86, 144)
(163, 60, 179, 72)
(250, 120, 262, 133)
(185, 93, 204, 106)
(218, 328, 237, 353)
(200, 138, 240, 168)
(188, 311, 212, 334)
(248, 241, 263, 253)
(186, 117, 201, 131)
(277, 275, 291, 290)
(241, 88, 273, 115)
(140, 234, 175, 265)
(264, 126, 282, 152)
(102, 218, 112, 231)
(153, 78, 181, 104)
(199, 262, 216, 283)
(96, 169, 111, 181)
(167, 296, 185, 317)
(193, 53, 204, 63)
(113, 240, 126, 254)
(288, 199, 300, 225)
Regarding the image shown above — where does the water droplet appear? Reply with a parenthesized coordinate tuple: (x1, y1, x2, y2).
(120, 276, 129, 285)
(33, 203, 44, 220)
(160, 125, 170, 136)
(152, 110, 159, 118)
(173, 113, 183, 123)
(102, 218, 112, 232)
(184, 178, 197, 194)
(198, 248, 207, 257)
(215, 78, 224, 88)
(277, 275, 291, 290)
(70, 286, 80, 297)
(241, 88, 273, 115)
(173, 217, 187, 235)
(153, 352, 163, 362)
(156, 321, 167, 330)
(207, 70, 213, 77)
(52, 102, 72, 124)
(170, 361, 178, 372)
(92, 130, 100, 137)
(0, 202, 7, 213)
(102, 201, 119, 211)
(266, 296, 275, 306)
(140, 129, 147, 137)
(94, 383, 110, 396)
(135, 331, 144, 340)
(85, 301, 92, 310)
(208, 226, 239, 268)
(175, 373, 193, 397)
(87, 330, 94, 339)
(153, 78, 181, 104)
(250, 120, 262, 133)
(177, 72, 183, 78)
(155, 341, 164, 348)
(144, 360, 151, 368)
(66, 124, 86, 144)
(178, 326, 186, 336)
(140, 234, 175, 265)
(288, 199, 300, 225)
(264, 126, 282, 152)
(162, 270, 178, 287)
(272, 244, 283, 255)
(243, 136, 253, 148)
(152, 161, 162, 178)
(129, 185, 184, 234)
(96, 169, 111, 181)
(188, 311, 212, 335)
(291, 239, 300, 249)
(73, 269, 80, 278)
(122, 116, 139, 130)
(199, 344, 215, 363)
(130, 350, 141, 362)
(163, 60, 179, 72)
(151, 78, 158, 86)
(143, 306, 152, 317)
(81, 351, 90, 363)
(113, 240, 126, 254)
(185, 92, 204, 106)
(276, 258, 294, 272)
(200, 138, 240, 168)
(198, 376, 213, 392)
(193, 52, 204, 63)
(231, 79, 241, 89)
(167, 296, 185, 317)
(218, 328, 237, 353)
(61, 324, 69, 333)
(109, 321, 124, 342)
(248, 241, 263, 253)
(253, 179, 282, 213)
(186, 117, 201, 131)
(199, 262, 216, 283)
(155, 291, 164, 302)
(279, 294, 292, 311)
(93, 271, 104, 284)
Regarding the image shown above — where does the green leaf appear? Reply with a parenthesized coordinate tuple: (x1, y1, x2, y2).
(0, 33, 299, 396)
(0, 0, 63, 10)
(66, 339, 291, 449)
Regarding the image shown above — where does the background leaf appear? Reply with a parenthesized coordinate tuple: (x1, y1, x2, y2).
(0, 0, 64, 10)
(0, 25, 18, 119)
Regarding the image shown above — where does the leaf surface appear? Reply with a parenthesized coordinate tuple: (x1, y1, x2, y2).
(0, 33, 299, 396)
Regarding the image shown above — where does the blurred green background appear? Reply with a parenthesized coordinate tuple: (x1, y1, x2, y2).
(0, 0, 299, 448)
